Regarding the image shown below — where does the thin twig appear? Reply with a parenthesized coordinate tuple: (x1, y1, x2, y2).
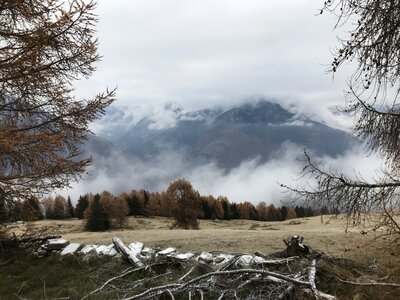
(81, 266, 142, 299)
(336, 276, 400, 287)
(165, 289, 175, 300)
(178, 266, 195, 282)
(123, 268, 312, 300)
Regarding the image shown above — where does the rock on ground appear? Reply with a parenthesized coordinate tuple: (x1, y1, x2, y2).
(46, 239, 70, 250)
(157, 247, 176, 256)
(61, 243, 81, 256)
(80, 245, 98, 255)
(198, 252, 213, 263)
(128, 242, 144, 255)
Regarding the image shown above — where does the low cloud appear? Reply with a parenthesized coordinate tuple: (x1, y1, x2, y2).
(58, 142, 383, 206)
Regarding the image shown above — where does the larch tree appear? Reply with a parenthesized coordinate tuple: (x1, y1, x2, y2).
(0, 0, 115, 213)
(99, 190, 114, 218)
(256, 202, 268, 221)
(166, 179, 201, 229)
(212, 198, 224, 220)
(53, 195, 68, 219)
(111, 195, 130, 228)
(285, 0, 400, 243)
(146, 192, 170, 217)
(266, 204, 280, 221)
(286, 207, 297, 220)
(21, 196, 43, 221)
(237, 202, 251, 220)
(41, 196, 54, 219)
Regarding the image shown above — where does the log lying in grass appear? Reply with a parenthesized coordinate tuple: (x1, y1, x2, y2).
(112, 237, 144, 268)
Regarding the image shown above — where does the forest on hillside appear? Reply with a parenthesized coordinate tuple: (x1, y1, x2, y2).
(2, 179, 330, 231)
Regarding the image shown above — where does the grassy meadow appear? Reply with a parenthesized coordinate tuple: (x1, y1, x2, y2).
(23, 215, 400, 264)
(2, 215, 400, 300)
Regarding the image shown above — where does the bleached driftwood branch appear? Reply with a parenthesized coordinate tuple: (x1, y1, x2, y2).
(112, 237, 144, 268)
(304, 259, 338, 300)
(309, 259, 317, 291)
(123, 268, 313, 300)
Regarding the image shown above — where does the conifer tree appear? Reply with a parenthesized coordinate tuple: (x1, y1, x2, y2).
(75, 195, 89, 219)
(201, 198, 213, 219)
(166, 179, 201, 229)
(85, 194, 110, 232)
(220, 197, 231, 220)
(126, 191, 145, 216)
(67, 196, 75, 218)
(280, 206, 288, 221)
(230, 203, 240, 219)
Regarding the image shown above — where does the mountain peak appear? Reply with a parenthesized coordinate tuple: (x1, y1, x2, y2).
(216, 101, 294, 124)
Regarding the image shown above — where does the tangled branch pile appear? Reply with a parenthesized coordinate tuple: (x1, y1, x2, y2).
(79, 236, 342, 300)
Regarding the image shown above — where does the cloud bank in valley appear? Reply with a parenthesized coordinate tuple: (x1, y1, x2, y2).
(59, 1, 375, 205)
(59, 142, 384, 206)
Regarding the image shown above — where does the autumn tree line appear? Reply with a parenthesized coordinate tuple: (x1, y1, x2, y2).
(0, 179, 331, 231)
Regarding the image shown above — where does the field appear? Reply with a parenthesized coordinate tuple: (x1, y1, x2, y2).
(3, 215, 400, 299)
(29, 215, 400, 265)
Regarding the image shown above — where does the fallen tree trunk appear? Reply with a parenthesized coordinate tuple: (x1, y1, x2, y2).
(112, 237, 144, 268)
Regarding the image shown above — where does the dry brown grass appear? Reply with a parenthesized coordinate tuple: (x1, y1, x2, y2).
(21, 215, 399, 266)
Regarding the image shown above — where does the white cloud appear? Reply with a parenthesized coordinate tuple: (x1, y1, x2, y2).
(74, 0, 353, 116)
(60, 1, 377, 206)
(58, 142, 384, 206)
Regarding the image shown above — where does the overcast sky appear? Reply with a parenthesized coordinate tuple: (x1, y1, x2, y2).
(60, 0, 375, 202)
(75, 0, 355, 119)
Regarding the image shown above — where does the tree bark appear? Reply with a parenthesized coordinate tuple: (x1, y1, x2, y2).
(112, 237, 144, 268)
